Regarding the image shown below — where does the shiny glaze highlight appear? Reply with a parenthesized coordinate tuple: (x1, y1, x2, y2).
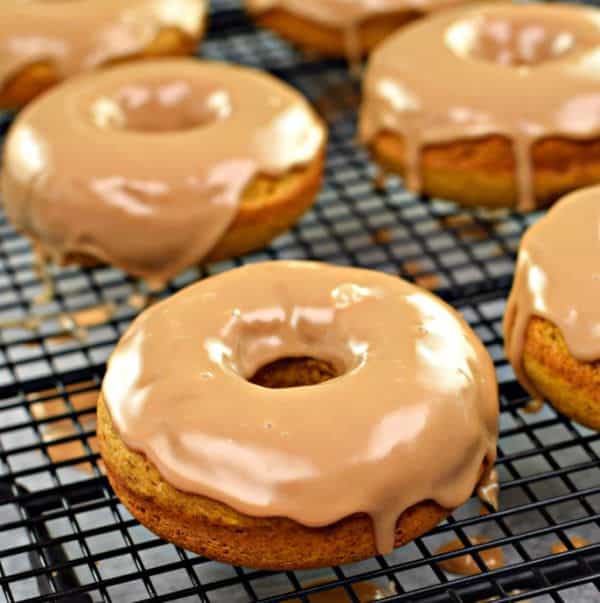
(102, 261, 498, 553)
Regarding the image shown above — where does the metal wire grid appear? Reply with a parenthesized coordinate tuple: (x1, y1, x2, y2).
(0, 1, 599, 601)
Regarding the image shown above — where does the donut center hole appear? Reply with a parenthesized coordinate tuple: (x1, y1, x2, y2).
(447, 14, 576, 66)
(91, 80, 231, 132)
(250, 356, 339, 389)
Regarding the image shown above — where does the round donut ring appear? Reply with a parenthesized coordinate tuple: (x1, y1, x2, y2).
(0, 0, 207, 108)
(99, 261, 498, 568)
(1, 60, 326, 286)
(360, 3, 600, 211)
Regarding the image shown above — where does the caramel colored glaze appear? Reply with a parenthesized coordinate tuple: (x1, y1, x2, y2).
(29, 383, 101, 475)
(401, 260, 441, 291)
(58, 303, 116, 336)
(246, 0, 468, 62)
(0, 303, 115, 342)
(101, 261, 498, 554)
(288, 580, 395, 602)
(372, 170, 388, 192)
(440, 215, 488, 243)
(523, 399, 544, 414)
(436, 536, 504, 575)
(372, 228, 393, 244)
(551, 535, 591, 555)
(504, 186, 600, 400)
(360, 3, 600, 210)
(127, 292, 153, 311)
(1, 60, 325, 286)
(477, 467, 499, 511)
(0, 0, 206, 100)
(32, 252, 54, 305)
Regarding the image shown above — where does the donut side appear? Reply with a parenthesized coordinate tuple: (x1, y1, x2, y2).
(521, 317, 600, 430)
(0, 27, 203, 110)
(251, 8, 421, 57)
(97, 394, 453, 569)
(369, 132, 600, 209)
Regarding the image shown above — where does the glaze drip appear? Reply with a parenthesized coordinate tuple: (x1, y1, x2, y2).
(102, 261, 498, 554)
(360, 3, 600, 210)
(504, 185, 600, 397)
(477, 467, 499, 511)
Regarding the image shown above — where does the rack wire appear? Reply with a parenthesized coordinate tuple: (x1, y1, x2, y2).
(1, 1, 599, 601)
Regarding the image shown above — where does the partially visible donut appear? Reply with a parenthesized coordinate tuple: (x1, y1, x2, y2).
(0, 0, 207, 109)
(504, 186, 600, 429)
(245, 0, 475, 61)
(360, 3, 600, 211)
(98, 261, 498, 568)
(1, 60, 327, 288)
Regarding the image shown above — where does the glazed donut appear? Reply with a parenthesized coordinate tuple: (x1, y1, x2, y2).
(0, 0, 207, 109)
(360, 3, 600, 211)
(98, 261, 498, 569)
(1, 60, 326, 287)
(245, 0, 475, 61)
(504, 186, 600, 430)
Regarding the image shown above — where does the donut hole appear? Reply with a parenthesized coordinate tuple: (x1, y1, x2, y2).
(250, 356, 339, 388)
(447, 14, 576, 66)
(91, 80, 231, 132)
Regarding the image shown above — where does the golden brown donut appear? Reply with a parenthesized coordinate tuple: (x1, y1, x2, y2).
(98, 393, 454, 569)
(0, 0, 207, 109)
(504, 186, 600, 429)
(360, 3, 600, 211)
(98, 262, 498, 568)
(1, 60, 326, 287)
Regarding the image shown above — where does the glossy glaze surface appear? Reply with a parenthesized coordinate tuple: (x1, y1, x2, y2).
(102, 261, 498, 554)
(504, 185, 600, 396)
(477, 467, 499, 511)
(0, 0, 206, 87)
(1, 60, 325, 285)
(360, 3, 600, 210)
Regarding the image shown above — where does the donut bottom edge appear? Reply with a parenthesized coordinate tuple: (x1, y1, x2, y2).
(0, 26, 204, 110)
(251, 8, 422, 58)
(97, 394, 456, 570)
(25, 151, 325, 282)
(369, 132, 600, 211)
(522, 317, 600, 431)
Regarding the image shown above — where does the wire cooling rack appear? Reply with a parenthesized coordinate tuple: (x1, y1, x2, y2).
(1, 2, 599, 602)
